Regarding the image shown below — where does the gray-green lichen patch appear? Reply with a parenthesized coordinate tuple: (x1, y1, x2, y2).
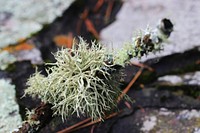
(108, 18, 173, 66)
(0, 51, 16, 70)
(0, 0, 75, 47)
(139, 108, 200, 133)
(0, 79, 22, 133)
(25, 38, 124, 121)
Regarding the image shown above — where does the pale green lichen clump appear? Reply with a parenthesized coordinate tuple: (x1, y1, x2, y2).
(25, 38, 122, 120)
(114, 18, 173, 66)
(25, 18, 173, 121)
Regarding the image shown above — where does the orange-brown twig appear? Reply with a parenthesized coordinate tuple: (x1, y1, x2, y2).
(104, 0, 114, 23)
(76, 8, 89, 34)
(85, 18, 100, 39)
(57, 118, 91, 133)
(124, 101, 132, 109)
(68, 111, 122, 133)
(131, 62, 154, 72)
(117, 68, 143, 102)
(80, 8, 89, 20)
(90, 125, 96, 133)
(77, 8, 100, 39)
(57, 111, 121, 133)
(93, 0, 104, 12)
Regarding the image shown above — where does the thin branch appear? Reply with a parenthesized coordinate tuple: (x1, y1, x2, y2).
(57, 68, 143, 133)
(57, 118, 91, 133)
(131, 62, 154, 72)
(67, 110, 122, 133)
(117, 68, 143, 102)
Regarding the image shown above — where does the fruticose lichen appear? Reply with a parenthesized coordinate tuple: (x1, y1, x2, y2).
(25, 38, 123, 120)
(114, 18, 173, 66)
(25, 18, 173, 121)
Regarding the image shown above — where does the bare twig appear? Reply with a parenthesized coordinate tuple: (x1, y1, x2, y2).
(57, 118, 91, 133)
(93, 0, 104, 12)
(117, 68, 143, 102)
(85, 18, 100, 39)
(104, 0, 114, 23)
(90, 125, 96, 133)
(131, 62, 154, 72)
(67, 111, 122, 133)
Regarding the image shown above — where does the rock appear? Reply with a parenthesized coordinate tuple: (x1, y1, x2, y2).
(0, 0, 75, 47)
(158, 71, 200, 85)
(0, 46, 43, 70)
(111, 108, 200, 133)
(100, 0, 200, 61)
(13, 48, 43, 65)
(158, 75, 183, 84)
(0, 79, 22, 133)
(0, 51, 16, 70)
(141, 116, 157, 132)
(140, 108, 200, 133)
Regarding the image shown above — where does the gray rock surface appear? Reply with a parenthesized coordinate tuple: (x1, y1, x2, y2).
(0, 79, 22, 133)
(140, 108, 200, 133)
(101, 0, 200, 61)
(111, 108, 200, 133)
(158, 71, 200, 86)
(0, 0, 75, 47)
(0, 47, 43, 70)
(0, 51, 16, 70)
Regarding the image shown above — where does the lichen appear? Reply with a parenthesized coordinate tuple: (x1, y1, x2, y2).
(25, 38, 123, 120)
(0, 79, 22, 133)
(114, 18, 173, 66)
(0, 51, 16, 70)
(0, 0, 75, 47)
(25, 108, 40, 128)
(25, 18, 173, 122)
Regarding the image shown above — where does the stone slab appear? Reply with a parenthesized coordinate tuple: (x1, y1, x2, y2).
(101, 0, 200, 61)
